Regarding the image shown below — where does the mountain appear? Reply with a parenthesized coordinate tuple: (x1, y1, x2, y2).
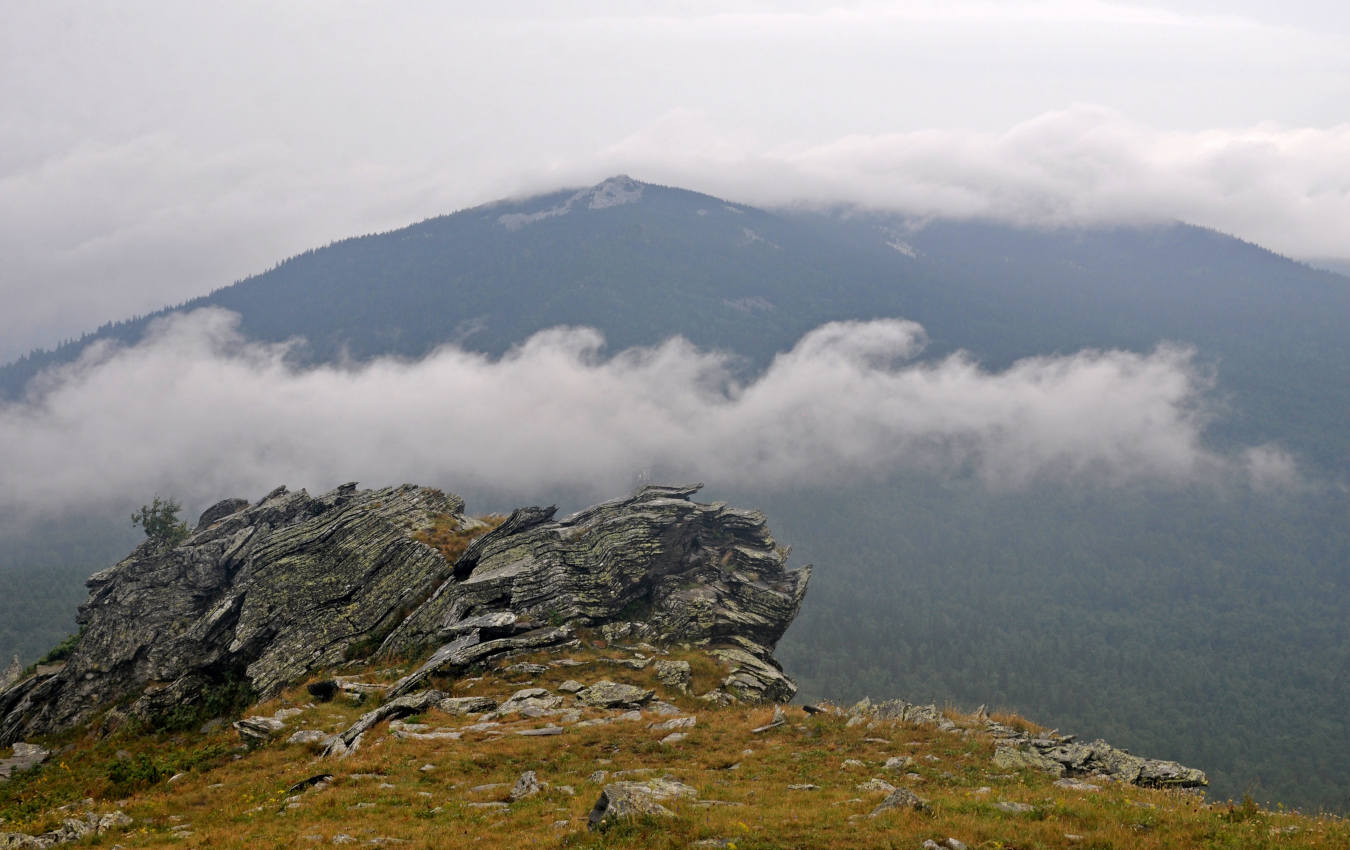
(2, 177, 1348, 811)
(7, 176, 1349, 466)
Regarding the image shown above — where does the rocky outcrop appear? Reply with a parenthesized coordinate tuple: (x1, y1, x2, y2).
(383, 484, 810, 703)
(0, 742, 48, 781)
(1, 656, 20, 691)
(834, 697, 1207, 791)
(0, 808, 131, 848)
(0, 482, 809, 745)
(0, 483, 462, 744)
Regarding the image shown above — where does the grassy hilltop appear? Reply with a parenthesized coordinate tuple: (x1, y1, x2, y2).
(2, 635, 1345, 850)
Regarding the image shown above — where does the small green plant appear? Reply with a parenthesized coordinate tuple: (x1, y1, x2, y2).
(105, 752, 168, 794)
(131, 495, 189, 547)
(37, 627, 85, 665)
(152, 674, 255, 732)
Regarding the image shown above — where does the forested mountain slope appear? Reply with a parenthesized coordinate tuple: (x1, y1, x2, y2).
(3, 177, 1348, 810)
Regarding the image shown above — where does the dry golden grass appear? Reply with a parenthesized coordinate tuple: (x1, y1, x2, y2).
(412, 513, 507, 565)
(2, 641, 1346, 849)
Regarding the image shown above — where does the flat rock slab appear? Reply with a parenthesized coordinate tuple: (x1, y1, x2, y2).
(0, 742, 49, 780)
(576, 681, 654, 709)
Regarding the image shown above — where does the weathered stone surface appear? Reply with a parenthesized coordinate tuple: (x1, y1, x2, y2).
(575, 681, 654, 709)
(869, 787, 930, 817)
(325, 690, 446, 755)
(992, 733, 1206, 789)
(384, 484, 809, 703)
(0, 810, 131, 848)
(587, 777, 698, 830)
(1, 483, 463, 744)
(993, 745, 1066, 778)
(1137, 758, 1209, 788)
(509, 771, 543, 801)
(233, 716, 286, 745)
(2, 483, 807, 744)
(0, 742, 48, 781)
(843, 695, 1206, 792)
(437, 696, 497, 715)
(0, 657, 20, 691)
(653, 659, 692, 693)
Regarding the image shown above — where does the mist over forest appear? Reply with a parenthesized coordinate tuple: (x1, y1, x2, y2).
(3, 177, 1348, 811)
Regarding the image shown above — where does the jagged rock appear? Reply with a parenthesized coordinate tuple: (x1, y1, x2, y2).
(384, 485, 809, 703)
(1, 484, 464, 744)
(325, 689, 446, 755)
(509, 770, 543, 801)
(0, 742, 49, 781)
(233, 716, 287, 745)
(558, 680, 585, 694)
(848, 693, 1206, 792)
(575, 681, 653, 709)
(386, 626, 574, 699)
(0, 657, 20, 691)
(0, 810, 131, 848)
(587, 777, 698, 830)
(992, 745, 1066, 778)
(868, 787, 930, 817)
(1138, 759, 1209, 788)
(653, 659, 692, 693)
(1, 483, 808, 745)
(437, 696, 497, 715)
(995, 733, 1207, 789)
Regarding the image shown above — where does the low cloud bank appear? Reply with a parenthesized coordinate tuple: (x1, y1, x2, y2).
(598, 106, 1350, 259)
(0, 309, 1292, 525)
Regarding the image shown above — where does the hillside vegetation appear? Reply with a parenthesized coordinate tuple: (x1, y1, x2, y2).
(2, 177, 1347, 811)
(2, 639, 1346, 849)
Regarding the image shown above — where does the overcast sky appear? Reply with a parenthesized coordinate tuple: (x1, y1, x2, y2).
(3, 1, 1349, 361)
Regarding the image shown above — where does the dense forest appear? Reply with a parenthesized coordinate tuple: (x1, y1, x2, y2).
(2, 177, 1347, 810)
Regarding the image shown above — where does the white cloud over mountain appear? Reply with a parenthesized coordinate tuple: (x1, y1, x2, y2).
(0, 309, 1292, 525)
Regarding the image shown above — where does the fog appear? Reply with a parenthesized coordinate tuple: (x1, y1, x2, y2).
(0, 309, 1293, 527)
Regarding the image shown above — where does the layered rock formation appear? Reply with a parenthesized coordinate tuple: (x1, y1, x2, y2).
(0, 483, 459, 744)
(384, 483, 810, 703)
(0, 483, 810, 745)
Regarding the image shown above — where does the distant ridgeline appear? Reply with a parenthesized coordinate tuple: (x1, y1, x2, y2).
(3, 177, 1349, 812)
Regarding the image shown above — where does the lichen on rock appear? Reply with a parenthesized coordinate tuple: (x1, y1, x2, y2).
(0, 482, 810, 745)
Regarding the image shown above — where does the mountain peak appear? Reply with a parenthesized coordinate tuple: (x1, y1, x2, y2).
(497, 175, 645, 230)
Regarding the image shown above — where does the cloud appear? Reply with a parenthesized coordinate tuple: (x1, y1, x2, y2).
(0, 308, 1287, 526)
(593, 106, 1350, 257)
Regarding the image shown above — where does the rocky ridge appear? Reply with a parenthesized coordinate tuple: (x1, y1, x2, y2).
(0, 482, 809, 747)
(0, 480, 1236, 848)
